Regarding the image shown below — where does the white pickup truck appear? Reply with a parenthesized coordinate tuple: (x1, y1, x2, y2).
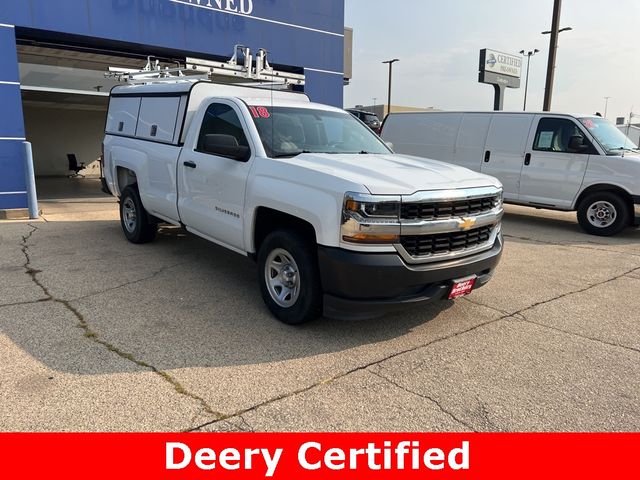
(102, 81, 504, 324)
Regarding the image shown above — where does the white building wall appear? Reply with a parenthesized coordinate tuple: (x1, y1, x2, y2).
(23, 105, 105, 177)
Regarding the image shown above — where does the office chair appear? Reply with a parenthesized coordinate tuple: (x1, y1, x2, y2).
(67, 154, 85, 178)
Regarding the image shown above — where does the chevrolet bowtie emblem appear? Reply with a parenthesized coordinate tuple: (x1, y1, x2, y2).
(459, 217, 477, 231)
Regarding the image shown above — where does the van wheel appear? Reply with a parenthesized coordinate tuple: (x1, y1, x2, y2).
(257, 230, 323, 325)
(119, 185, 157, 244)
(577, 192, 629, 236)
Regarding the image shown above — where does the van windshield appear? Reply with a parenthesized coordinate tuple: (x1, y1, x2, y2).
(579, 117, 639, 155)
(250, 106, 391, 158)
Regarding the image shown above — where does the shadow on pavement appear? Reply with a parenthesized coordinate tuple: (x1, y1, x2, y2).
(2, 220, 456, 375)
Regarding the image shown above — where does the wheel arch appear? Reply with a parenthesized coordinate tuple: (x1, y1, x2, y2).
(252, 207, 318, 256)
(116, 166, 138, 197)
(574, 183, 634, 222)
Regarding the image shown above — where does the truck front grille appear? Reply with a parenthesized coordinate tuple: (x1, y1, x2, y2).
(401, 195, 499, 220)
(400, 225, 494, 257)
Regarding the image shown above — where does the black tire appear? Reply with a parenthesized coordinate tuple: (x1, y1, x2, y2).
(577, 191, 629, 236)
(257, 229, 323, 325)
(119, 185, 157, 244)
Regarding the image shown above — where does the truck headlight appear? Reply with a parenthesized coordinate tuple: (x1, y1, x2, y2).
(341, 192, 401, 244)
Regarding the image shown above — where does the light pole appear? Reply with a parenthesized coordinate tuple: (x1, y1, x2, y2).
(603, 97, 612, 118)
(519, 49, 539, 111)
(542, 0, 572, 111)
(382, 59, 399, 117)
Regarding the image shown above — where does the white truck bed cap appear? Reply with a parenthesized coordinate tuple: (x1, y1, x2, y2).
(111, 80, 309, 103)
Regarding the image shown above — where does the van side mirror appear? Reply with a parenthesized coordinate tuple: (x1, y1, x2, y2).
(568, 135, 589, 153)
(203, 134, 251, 161)
(385, 141, 394, 151)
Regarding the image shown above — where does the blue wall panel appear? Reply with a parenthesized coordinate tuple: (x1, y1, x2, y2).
(0, 26, 20, 83)
(304, 69, 343, 107)
(0, 141, 27, 209)
(0, 25, 26, 210)
(0, 84, 26, 138)
(0, 1, 344, 73)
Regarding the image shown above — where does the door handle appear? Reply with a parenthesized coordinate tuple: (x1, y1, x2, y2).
(524, 153, 531, 166)
(484, 151, 491, 163)
(183, 161, 197, 169)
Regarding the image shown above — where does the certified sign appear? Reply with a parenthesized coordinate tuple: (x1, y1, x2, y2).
(480, 49, 522, 79)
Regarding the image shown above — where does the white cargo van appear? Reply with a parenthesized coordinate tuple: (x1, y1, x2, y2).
(382, 112, 640, 236)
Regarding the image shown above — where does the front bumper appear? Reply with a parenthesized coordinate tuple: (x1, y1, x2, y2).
(319, 235, 503, 320)
(633, 195, 640, 226)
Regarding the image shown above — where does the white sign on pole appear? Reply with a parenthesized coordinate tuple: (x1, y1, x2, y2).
(482, 49, 522, 79)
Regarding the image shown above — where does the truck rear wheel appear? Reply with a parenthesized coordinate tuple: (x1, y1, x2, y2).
(119, 185, 157, 244)
(257, 230, 323, 325)
(577, 191, 629, 236)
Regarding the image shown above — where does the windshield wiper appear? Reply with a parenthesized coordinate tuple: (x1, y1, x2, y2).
(608, 146, 639, 154)
(272, 150, 311, 158)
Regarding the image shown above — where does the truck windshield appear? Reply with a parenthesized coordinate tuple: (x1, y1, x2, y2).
(250, 106, 391, 158)
(579, 117, 639, 155)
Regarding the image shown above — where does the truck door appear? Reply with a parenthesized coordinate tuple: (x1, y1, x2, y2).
(177, 101, 254, 251)
(518, 116, 592, 209)
(481, 114, 535, 202)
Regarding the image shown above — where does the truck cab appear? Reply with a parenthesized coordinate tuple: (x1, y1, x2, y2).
(103, 80, 504, 324)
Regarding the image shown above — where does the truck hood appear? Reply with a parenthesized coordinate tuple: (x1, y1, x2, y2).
(290, 153, 501, 195)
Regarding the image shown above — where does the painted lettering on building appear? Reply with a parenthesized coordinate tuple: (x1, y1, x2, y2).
(179, 0, 254, 16)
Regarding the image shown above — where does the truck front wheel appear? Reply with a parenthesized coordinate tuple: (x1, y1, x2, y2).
(577, 191, 629, 236)
(257, 230, 323, 324)
(119, 185, 158, 244)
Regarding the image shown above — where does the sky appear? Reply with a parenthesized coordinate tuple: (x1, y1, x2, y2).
(343, 0, 639, 122)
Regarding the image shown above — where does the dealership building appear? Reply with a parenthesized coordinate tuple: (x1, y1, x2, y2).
(0, 0, 348, 216)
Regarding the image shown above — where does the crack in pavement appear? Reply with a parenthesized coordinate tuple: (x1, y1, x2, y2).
(192, 263, 640, 431)
(368, 369, 477, 432)
(514, 314, 640, 354)
(463, 265, 640, 323)
(0, 298, 52, 310)
(69, 261, 192, 303)
(189, 315, 505, 432)
(237, 415, 255, 433)
(19, 224, 224, 422)
(512, 265, 640, 319)
(475, 395, 500, 432)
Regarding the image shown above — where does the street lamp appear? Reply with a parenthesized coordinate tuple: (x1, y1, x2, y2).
(603, 96, 612, 118)
(541, 0, 573, 111)
(519, 49, 539, 111)
(382, 59, 399, 116)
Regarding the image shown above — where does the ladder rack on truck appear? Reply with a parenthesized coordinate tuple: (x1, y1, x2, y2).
(105, 45, 305, 88)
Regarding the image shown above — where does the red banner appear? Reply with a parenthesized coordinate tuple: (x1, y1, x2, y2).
(0, 433, 637, 479)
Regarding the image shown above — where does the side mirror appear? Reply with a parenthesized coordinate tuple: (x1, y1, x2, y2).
(568, 135, 589, 153)
(203, 134, 251, 161)
(385, 141, 394, 151)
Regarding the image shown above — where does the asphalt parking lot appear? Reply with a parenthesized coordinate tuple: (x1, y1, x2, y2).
(1, 185, 639, 432)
